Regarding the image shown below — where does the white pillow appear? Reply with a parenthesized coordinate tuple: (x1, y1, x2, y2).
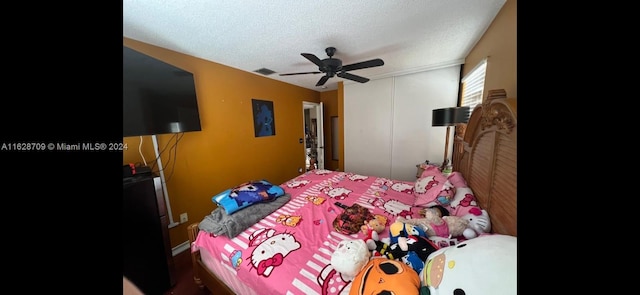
(447, 187, 479, 216)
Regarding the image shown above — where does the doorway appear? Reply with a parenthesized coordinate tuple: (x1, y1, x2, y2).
(303, 102, 324, 171)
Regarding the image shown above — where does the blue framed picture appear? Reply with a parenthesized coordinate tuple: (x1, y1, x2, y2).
(252, 99, 276, 137)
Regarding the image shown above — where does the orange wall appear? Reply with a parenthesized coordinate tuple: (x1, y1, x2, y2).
(123, 38, 330, 247)
(463, 0, 517, 99)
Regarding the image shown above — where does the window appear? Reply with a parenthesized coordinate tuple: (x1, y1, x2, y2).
(460, 58, 487, 110)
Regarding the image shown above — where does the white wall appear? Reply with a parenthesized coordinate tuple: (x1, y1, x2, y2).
(343, 78, 394, 178)
(344, 65, 460, 181)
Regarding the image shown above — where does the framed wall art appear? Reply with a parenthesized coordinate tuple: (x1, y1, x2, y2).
(252, 99, 276, 137)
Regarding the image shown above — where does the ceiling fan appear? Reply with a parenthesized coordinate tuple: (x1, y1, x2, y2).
(280, 47, 384, 87)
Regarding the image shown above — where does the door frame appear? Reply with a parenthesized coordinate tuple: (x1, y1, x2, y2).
(303, 101, 324, 170)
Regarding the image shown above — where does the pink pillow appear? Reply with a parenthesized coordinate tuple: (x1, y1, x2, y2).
(447, 171, 468, 188)
(418, 163, 441, 178)
(443, 172, 483, 216)
(445, 186, 481, 216)
(413, 165, 455, 207)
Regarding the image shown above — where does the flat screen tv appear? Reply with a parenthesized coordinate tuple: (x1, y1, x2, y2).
(123, 46, 202, 137)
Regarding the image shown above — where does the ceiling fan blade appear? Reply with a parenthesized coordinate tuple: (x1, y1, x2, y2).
(301, 53, 324, 67)
(279, 71, 322, 76)
(337, 72, 369, 83)
(316, 75, 330, 86)
(341, 58, 384, 72)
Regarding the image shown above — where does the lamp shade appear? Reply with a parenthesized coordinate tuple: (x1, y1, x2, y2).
(432, 106, 471, 126)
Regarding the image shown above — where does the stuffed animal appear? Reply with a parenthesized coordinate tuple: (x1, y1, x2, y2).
(461, 208, 491, 239)
(399, 207, 492, 241)
(349, 257, 420, 295)
(364, 226, 385, 257)
(420, 234, 516, 295)
(360, 214, 388, 242)
(368, 234, 439, 274)
(418, 204, 450, 218)
(385, 221, 427, 251)
(397, 210, 469, 239)
(330, 238, 371, 281)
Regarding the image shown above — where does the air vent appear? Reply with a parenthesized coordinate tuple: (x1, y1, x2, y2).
(255, 68, 276, 76)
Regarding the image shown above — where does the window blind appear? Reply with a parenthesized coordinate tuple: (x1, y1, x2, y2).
(460, 59, 487, 110)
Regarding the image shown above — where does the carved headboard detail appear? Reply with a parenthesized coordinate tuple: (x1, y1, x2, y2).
(452, 89, 517, 237)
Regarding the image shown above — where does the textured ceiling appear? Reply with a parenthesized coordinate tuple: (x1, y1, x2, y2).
(123, 0, 506, 92)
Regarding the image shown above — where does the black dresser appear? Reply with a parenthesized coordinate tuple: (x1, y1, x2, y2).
(123, 175, 176, 295)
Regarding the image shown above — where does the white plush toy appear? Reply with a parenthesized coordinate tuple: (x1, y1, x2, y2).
(420, 234, 517, 295)
(330, 238, 371, 281)
(462, 209, 492, 239)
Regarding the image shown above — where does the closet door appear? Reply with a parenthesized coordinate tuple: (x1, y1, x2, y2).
(391, 66, 461, 181)
(344, 66, 460, 180)
(344, 78, 394, 178)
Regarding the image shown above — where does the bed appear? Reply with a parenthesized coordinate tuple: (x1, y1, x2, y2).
(187, 90, 516, 295)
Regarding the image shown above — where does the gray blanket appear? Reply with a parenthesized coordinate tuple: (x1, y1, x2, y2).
(198, 193, 291, 238)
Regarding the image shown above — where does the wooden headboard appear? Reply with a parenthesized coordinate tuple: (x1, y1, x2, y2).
(452, 89, 517, 237)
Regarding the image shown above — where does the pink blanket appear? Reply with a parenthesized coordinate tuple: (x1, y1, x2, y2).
(193, 170, 422, 295)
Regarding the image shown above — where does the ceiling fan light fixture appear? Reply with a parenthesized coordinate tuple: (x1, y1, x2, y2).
(279, 47, 384, 86)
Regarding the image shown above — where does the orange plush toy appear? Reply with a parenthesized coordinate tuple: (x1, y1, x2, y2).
(349, 258, 420, 295)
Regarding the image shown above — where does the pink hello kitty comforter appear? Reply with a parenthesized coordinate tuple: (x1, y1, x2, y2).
(192, 170, 424, 295)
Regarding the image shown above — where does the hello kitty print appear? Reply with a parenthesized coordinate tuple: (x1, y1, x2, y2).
(193, 170, 456, 295)
(248, 228, 301, 277)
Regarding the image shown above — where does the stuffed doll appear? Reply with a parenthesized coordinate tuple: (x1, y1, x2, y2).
(364, 225, 385, 257)
(368, 234, 439, 274)
(397, 210, 469, 239)
(360, 214, 388, 242)
(418, 205, 450, 217)
(330, 238, 371, 281)
(398, 207, 491, 241)
(367, 238, 388, 257)
(385, 221, 427, 251)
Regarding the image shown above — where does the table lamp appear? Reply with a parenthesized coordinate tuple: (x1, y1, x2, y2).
(432, 106, 471, 168)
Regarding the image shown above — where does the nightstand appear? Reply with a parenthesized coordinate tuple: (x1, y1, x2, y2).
(123, 175, 176, 295)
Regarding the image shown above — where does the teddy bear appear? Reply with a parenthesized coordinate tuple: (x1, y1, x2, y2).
(361, 214, 388, 242)
(330, 238, 371, 281)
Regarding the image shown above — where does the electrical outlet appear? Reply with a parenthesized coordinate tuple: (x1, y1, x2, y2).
(180, 213, 188, 223)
